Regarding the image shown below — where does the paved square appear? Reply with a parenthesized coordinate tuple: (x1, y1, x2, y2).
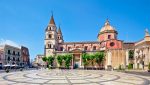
(0, 69, 150, 85)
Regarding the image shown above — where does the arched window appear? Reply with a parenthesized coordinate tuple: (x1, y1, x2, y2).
(48, 27, 52, 30)
(48, 44, 52, 48)
(58, 36, 61, 39)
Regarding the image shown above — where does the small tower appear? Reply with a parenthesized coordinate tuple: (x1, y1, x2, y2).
(57, 26, 64, 43)
(145, 28, 150, 37)
(97, 19, 118, 42)
(144, 28, 150, 41)
(44, 15, 58, 56)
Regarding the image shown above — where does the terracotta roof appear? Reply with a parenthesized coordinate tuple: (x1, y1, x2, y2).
(62, 41, 100, 44)
(123, 42, 135, 49)
(49, 15, 55, 25)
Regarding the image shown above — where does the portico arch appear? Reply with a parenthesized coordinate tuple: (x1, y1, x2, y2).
(70, 49, 83, 69)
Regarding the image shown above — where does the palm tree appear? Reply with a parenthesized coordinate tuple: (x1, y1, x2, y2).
(95, 52, 105, 69)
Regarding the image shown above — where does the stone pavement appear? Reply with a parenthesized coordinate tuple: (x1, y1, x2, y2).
(0, 69, 150, 85)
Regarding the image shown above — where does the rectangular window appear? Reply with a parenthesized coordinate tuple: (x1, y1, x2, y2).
(48, 44, 52, 48)
(48, 34, 52, 39)
(13, 51, 15, 55)
(93, 46, 96, 50)
(18, 52, 20, 56)
(84, 46, 88, 51)
(60, 47, 63, 51)
(49, 27, 53, 30)
(8, 50, 11, 54)
(68, 47, 71, 51)
(108, 35, 111, 39)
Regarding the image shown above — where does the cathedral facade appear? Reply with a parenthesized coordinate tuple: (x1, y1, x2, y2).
(44, 15, 150, 70)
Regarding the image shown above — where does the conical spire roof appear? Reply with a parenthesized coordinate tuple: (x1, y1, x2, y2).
(49, 15, 55, 25)
(58, 26, 62, 34)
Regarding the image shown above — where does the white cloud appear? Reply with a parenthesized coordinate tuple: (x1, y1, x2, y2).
(0, 39, 21, 48)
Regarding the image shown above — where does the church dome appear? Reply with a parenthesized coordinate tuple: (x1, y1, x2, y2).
(100, 19, 116, 33)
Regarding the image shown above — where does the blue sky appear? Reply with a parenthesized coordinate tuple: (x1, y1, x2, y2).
(0, 0, 150, 60)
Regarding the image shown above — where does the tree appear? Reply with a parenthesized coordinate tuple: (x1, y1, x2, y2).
(95, 52, 105, 69)
(42, 56, 47, 62)
(89, 54, 95, 69)
(82, 53, 88, 69)
(148, 62, 150, 71)
(57, 55, 63, 68)
(128, 63, 133, 69)
(129, 50, 134, 59)
(63, 54, 72, 69)
(47, 56, 55, 68)
(42, 56, 48, 67)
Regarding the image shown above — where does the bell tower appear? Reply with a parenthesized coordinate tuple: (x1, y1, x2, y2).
(97, 19, 118, 42)
(44, 15, 58, 56)
(57, 26, 64, 44)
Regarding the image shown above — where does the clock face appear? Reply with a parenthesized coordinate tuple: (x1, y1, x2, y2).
(110, 42, 115, 47)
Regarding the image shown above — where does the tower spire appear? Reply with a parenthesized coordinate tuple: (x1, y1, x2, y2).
(145, 28, 150, 37)
(49, 12, 55, 25)
(105, 18, 110, 26)
(58, 25, 62, 34)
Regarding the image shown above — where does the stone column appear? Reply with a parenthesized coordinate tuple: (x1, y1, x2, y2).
(145, 47, 149, 65)
(80, 54, 82, 68)
(72, 55, 74, 69)
(108, 51, 112, 65)
(148, 47, 150, 63)
(126, 50, 129, 66)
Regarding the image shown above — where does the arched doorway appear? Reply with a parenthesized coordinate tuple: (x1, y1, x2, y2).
(70, 49, 82, 69)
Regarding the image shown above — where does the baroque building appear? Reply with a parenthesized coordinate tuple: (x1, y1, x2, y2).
(44, 15, 150, 70)
(21, 46, 30, 67)
(0, 44, 30, 68)
(0, 45, 22, 67)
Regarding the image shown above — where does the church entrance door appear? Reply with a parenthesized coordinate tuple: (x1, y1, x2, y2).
(73, 54, 80, 69)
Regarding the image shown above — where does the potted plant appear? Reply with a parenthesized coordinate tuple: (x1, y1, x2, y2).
(148, 62, 150, 72)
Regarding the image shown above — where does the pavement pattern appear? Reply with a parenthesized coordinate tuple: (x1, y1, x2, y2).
(0, 69, 150, 85)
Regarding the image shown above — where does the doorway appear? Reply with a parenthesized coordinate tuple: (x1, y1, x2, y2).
(73, 54, 80, 69)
